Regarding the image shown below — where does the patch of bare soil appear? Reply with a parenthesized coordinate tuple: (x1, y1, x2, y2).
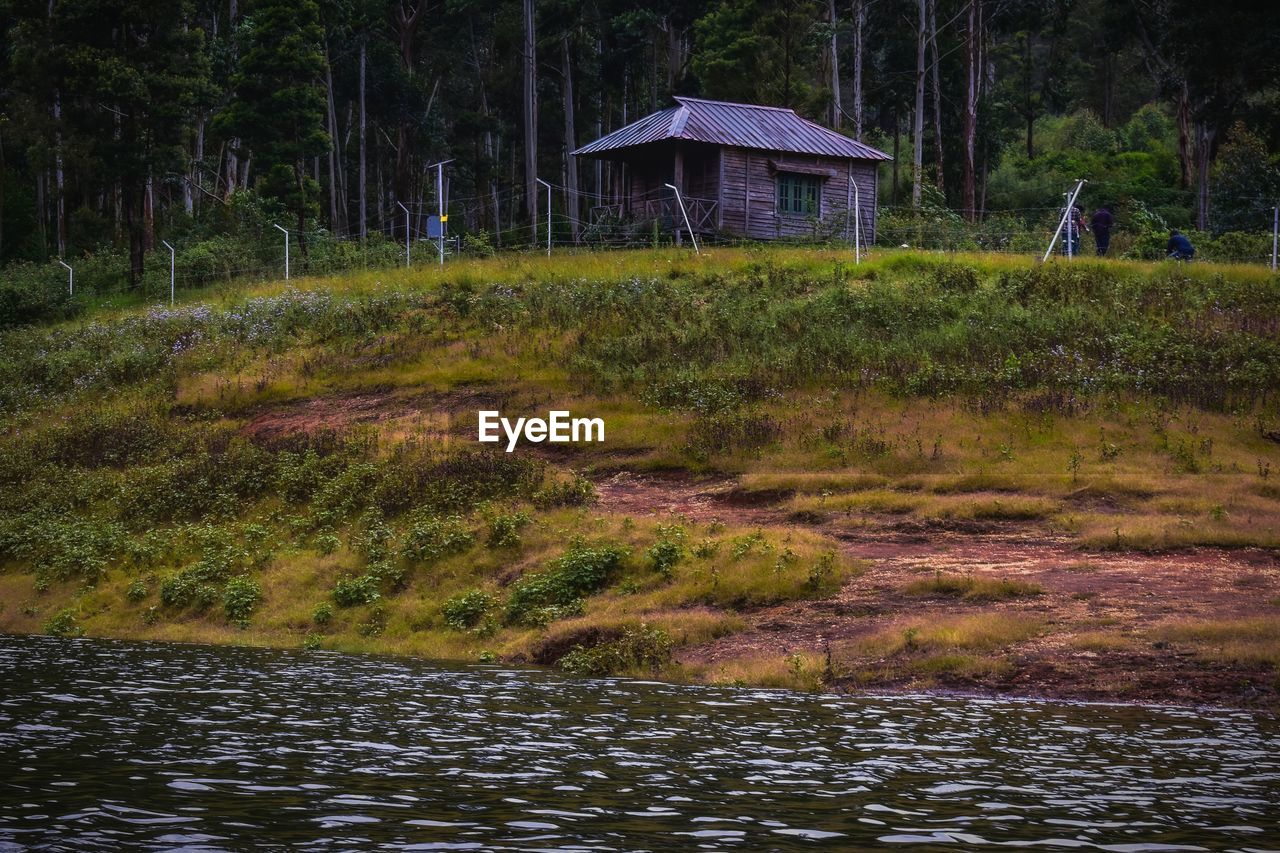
(593, 472, 1280, 708)
(240, 389, 503, 444)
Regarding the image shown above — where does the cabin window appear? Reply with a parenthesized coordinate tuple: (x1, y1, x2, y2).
(776, 173, 821, 216)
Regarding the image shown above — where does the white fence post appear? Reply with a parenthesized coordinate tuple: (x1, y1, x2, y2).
(58, 260, 73, 295)
(273, 223, 289, 280)
(1042, 179, 1087, 263)
(162, 240, 175, 305)
(664, 183, 700, 255)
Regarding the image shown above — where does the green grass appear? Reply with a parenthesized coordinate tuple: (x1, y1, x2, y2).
(1, 246, 1277, 692)
(904, 572, 1044, 602)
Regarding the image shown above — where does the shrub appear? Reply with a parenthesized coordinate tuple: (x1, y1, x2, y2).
(160, 570, 219, 611)
(646, 538, 683, 578)
(332, 574, 381, 607)
(125, 579, 149, 602)
(223, 576, 262, 624)
(402, 513, 475, 563)
(312, 602, 334, 627)
(533, 475, 595, 508)
(506, 542, 628, 625)
(486, 511, 530, 548)
(557, 624, 674, 677)
(43, 608, 82, 638)
(442, 589, 495, 631)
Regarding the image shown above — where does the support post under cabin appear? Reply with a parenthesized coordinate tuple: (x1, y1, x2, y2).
(672, 147, 684, 245)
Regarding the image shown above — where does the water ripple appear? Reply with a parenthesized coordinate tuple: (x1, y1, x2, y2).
(0, 635, 1277, 850)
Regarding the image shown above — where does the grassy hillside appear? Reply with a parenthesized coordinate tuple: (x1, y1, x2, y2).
(2, 247, 1279, 700)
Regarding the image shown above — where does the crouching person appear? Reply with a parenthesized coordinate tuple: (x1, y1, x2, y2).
(1167, 229, 1195, 261)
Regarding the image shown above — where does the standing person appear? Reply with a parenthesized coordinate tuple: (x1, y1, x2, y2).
(1090, 206, 1114, 256)
(1167, 229, 1195, 260)
(1062, 204, 1087, 256)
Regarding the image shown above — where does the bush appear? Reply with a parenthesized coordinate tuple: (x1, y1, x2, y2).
(42, 608, 83, 638)
(312, 602, 334, 627)
(486, 511, 530, 548)
(223, 576, 262, 624)
(506, 542, 628, 625)
(332, 574, 381, 607)
(402, 513, 475, 563)
(441, 589, 495, 631)
(646, 538, 683, 578)
(557, 624, 674, 677)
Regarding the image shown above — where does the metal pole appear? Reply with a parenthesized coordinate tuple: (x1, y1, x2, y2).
(664, 183, 700, 254)
(273, 223, 289, 280)
(1272, 205, 1278, 271)
(536, 178, 552, 257)
(162, 240, 175, 305)
(396, 202, 410, 268)
(426, 159, 453, 266)
(58, 260, 73, 295)
(1042, 179, 1087, 263)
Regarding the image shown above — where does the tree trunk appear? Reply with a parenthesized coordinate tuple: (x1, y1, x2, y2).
(324, 44, 340, 232)
(1176, 82, 1194, 190)
(928, 0, 943, 194)
(143, 173, 155, 253)
(828, 0, 841, 128)
(561, 34, 579, 243)
(53, 91, 66, 258)
(393, 1, 421, 229)
(851, 0, 865, 140)
(1024, 32, 1034, 158)
(225, 0, 241, 200)
(892, 112, 900, 206)
(358, 38, 367, 241)
(1194, 119, 1214, 231)
(912, 0, 926, 208)
(523, 0, 538, 227)
(962, 0, 984, 222)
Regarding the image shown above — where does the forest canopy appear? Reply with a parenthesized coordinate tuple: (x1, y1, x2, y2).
(0, 0, 1277, 279)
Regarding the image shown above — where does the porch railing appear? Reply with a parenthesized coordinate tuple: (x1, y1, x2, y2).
(590, 195, 719, 233)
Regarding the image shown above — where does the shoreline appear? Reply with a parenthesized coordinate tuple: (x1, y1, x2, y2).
(3, 629, 1274, 716)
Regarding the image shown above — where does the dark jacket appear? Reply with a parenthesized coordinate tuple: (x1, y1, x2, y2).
(1167, 233, 1195, 256)
(1090, 209, 1113, 233)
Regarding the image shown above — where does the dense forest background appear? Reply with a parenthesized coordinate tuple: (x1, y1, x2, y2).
(0, 0, 1278, 284)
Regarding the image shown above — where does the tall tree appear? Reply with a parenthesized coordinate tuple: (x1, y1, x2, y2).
(522, 0, 537, 227)
(912, 0, 925, 207)
(961, 0, 985, 220)
(220, 0, 329, 254)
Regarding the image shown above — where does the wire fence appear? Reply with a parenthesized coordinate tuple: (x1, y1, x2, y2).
(8, 180, 1279, 316)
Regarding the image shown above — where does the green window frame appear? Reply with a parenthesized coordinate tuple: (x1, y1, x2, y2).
(776, 173, 821, 216)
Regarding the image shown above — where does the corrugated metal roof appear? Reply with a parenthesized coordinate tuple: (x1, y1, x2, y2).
(573, 96, 891, 161)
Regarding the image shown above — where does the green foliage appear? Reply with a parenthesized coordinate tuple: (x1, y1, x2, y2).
(42, 608, 83, 638)
(505, 542, 629, 626)
(486, 511, 531, 548)
(402, 513, 475, 563)
(646, 538, 683, 579)
(557, 624, 674, 677)
(223, 576, 263, 625)
(332, 574, 381, 608)
(312, 602, 334, 627)
(532, 475, 596, 508)
(217, 0, 328, 230)
(441, 589, 496, 632)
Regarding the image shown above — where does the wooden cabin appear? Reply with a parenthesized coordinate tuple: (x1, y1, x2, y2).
(573, 96, 891, 243)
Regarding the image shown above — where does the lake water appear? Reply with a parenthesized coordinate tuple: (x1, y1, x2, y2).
(0, 634, 1277, 851)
